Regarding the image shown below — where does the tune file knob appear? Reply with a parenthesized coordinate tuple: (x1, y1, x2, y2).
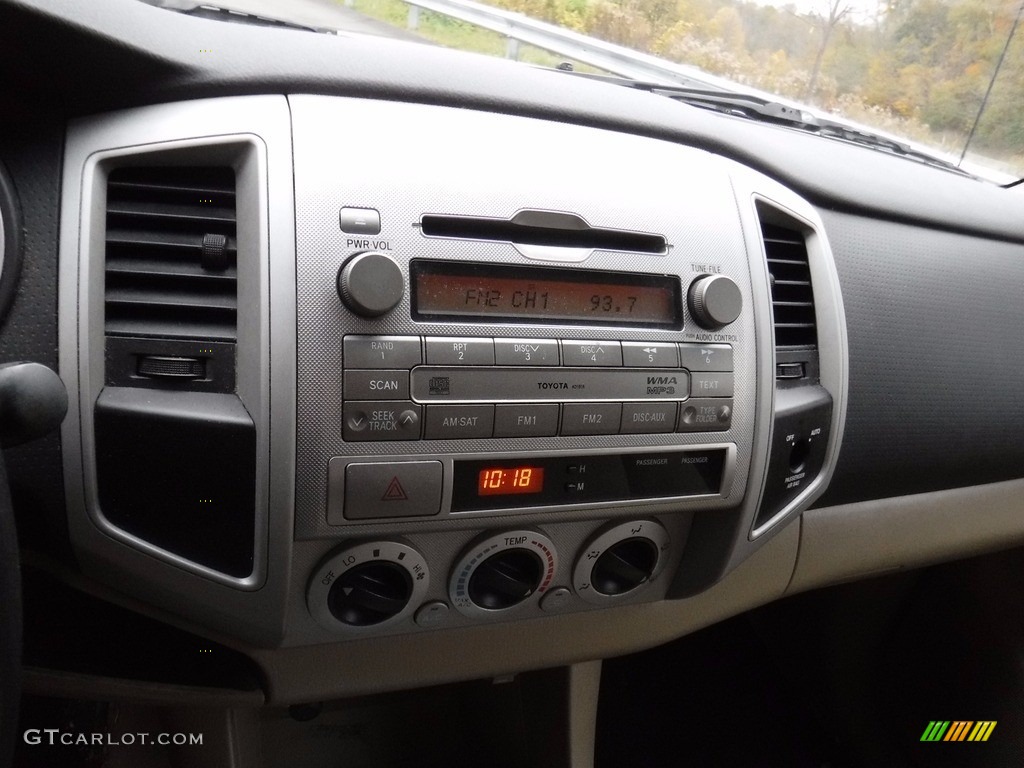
(688, 274, 742, 329)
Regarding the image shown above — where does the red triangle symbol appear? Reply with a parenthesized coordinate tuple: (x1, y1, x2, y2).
(381, 476, 408, 502)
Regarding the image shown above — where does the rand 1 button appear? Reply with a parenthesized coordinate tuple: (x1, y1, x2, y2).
(677, 398, 733, 432)
(561, 403, 622, 436)
(561, 340, 622, 366)
(690, 372, 734, 397)
(425, 337, 495, 365)
(493, 338, 559, 366)
(424, 405, 495, 439)
(493, 403, 559, 437)
(343, 401, 421, 441)
(621, 341, 678, 368)
(343, 369, 409, 400)
(678, 343, 733, 372)
(344, 335, 421, 369)
(620, 402, 678, 434)
(338, 460, 442, 521)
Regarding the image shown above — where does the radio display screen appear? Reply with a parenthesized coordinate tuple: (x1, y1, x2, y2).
(411, 261, 682, 328)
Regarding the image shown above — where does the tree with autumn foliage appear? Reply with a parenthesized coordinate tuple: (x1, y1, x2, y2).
(484, 0, 1024, 171)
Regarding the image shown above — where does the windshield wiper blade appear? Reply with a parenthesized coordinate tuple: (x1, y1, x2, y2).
(138, 0, 336, 34)
(567, 72, 968, 176)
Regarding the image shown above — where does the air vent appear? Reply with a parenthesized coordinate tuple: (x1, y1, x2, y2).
(104, 166, 237, 341)
(761, 222, 817, 349)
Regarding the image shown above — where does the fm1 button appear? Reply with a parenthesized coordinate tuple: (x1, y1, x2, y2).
(331, 459, 442, 522)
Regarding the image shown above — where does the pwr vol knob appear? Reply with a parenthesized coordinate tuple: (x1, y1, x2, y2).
(308, 541, 429, 631)
(449, 531, 558, 618)
(338, 252, 404, 317)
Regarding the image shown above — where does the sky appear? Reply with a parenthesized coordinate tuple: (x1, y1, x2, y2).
(747, 0, 884, 23)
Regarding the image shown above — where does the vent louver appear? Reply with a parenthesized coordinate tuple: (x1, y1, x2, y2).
(104, 166, 238, 342)
(761, 222, 817, 349)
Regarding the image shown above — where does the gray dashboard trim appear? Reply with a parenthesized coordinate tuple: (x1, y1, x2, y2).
(248, 520, 800, 702)
(58, 95, 296, 646)
(790, 478, 1024, 594)
(815, 210, 1024, 506)
(745, 192, 848, 538)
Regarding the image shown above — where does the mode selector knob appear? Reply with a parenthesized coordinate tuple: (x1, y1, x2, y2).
(688, 275, 742, 329)
(338, 252, 404, 317)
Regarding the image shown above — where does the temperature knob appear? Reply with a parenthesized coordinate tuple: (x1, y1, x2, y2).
(688, 275, 742, 329)
(338, 252, 404, 317)
(449, 530, 558, 618)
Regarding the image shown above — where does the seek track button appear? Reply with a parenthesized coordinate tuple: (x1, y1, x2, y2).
(343, 401, 421, 441)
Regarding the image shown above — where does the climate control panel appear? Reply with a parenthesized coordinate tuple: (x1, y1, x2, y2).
(305, 518, 682, 636)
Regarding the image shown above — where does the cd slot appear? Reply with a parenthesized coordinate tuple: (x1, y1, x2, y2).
(420, 211, 666, 254)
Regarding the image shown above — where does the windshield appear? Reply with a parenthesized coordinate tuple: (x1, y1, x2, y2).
(176, 0, 1024, 182)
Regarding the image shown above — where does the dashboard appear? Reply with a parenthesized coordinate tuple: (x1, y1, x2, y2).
(3, 0, 1024, 763)
(56, 92, 845, 648)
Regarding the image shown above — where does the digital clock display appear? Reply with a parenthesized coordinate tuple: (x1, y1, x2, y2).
(412, 261, 681, 328)
(478, 466, 545, 496)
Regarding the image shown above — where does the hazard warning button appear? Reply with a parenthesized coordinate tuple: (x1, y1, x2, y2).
(338, 460, 443, 521)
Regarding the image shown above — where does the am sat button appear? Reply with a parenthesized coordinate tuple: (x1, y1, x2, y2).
(425, 405, 495, 439)
(331, 459, 443, 522)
